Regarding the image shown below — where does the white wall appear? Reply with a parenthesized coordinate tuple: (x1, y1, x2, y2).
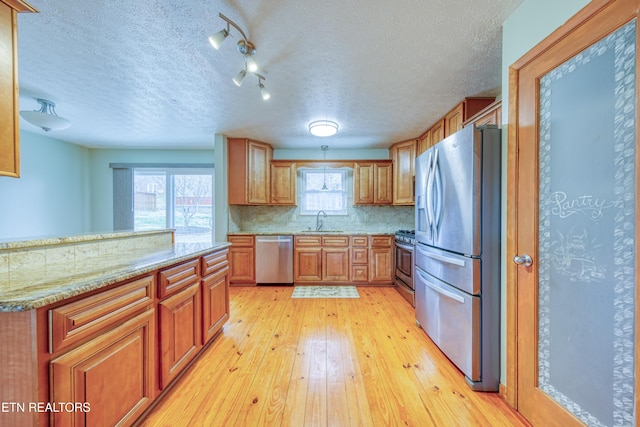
(0, 131, 90, 239)
(88, 148, 215, 231)
(499, 0, 591, 383)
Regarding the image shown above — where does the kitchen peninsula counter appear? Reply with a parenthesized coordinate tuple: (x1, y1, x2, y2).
(0, 229, 230, 311)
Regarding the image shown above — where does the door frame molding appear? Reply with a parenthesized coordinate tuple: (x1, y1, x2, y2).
(505, 0, 639, 413)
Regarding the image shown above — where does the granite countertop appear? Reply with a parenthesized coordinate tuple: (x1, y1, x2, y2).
(0, 242, 231, 312)
(228, 231, 394, 236)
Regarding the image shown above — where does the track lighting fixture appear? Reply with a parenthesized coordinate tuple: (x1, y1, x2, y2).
(209, 12, 271, 100)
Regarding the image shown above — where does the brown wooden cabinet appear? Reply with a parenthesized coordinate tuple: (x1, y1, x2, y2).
(353, 161, 392, 205)
(350, 236, 369, 283)
(369, 235, 393, 284)
(444, 97, 495, 138)
(1, 247, 230, 427)
(270, 160, 296, 205)
(0, 1, 36, 178)
(50, 309, 156, 427)
(201, 250, 230, 344)
(294, 235, 350, 283)
(228, 138, 273, 205)
(463, 99, 502, 129)
(158, 282, 201, 389)
(227, 234, 256, 284)
(390, 139, 416, 205)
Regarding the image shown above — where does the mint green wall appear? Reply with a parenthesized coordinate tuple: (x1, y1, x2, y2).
(0, 131, 91, 239)
(499, 0, 591, 384)
(88, 148, 214, 231)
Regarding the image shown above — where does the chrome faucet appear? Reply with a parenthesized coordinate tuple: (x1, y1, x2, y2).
(316, 210, 327, 231)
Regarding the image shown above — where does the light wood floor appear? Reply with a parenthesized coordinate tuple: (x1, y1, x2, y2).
(139, 286, 529, 427)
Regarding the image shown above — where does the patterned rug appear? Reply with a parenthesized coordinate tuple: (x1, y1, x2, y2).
(291, 286, 359, 299)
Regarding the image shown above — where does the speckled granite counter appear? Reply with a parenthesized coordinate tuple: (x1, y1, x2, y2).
(0, 229, 231, 312)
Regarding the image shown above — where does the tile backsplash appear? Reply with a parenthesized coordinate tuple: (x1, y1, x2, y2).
(229, 204, 414, 233)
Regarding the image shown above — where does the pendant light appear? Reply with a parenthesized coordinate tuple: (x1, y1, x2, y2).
(321, 145, 329, 191)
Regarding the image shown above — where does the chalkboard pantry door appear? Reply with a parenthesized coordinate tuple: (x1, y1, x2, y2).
(508, 0, 639, 426)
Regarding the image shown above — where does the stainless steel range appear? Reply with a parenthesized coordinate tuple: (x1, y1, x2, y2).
(394, 229, 415, 306)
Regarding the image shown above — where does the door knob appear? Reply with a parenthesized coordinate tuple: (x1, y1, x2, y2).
(513, 254, 533, 267)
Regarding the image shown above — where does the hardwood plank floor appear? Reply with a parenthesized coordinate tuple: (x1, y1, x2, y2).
(138, 286, 529, 427)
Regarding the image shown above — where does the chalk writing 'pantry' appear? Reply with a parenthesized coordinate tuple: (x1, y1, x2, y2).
(549, 191, 617, 220)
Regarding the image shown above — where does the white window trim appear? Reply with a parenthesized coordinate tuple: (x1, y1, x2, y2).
(299, 168, 349, 216)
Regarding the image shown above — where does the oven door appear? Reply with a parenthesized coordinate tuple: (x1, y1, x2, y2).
(394, 240, 414, 289)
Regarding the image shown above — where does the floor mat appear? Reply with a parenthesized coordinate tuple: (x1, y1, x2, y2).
(291, 286, 359, 299)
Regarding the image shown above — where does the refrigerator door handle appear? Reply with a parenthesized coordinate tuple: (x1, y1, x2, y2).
(416, 246, 466, 267)
(416, 269, 465, 304)
(433, 151, 443, 237)
(425, 151, 435, 235)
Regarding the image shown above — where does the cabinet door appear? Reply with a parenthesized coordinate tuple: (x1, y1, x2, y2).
(445, 103, 464, 137)
(392, 139, 416, 205)
(373, 162, 393, 204)
(50, 309, 155, 427)
(248, 140, 271, 204)
(294, 248, 322, 281)
(430, 119, 445, 146)
(158, 283, 201, 389)
(0, 3, 29, 178)
(322, 248, 350, 282)
(418, 129, 431, 155)
(202, 267, 229, 344)
(271, 161, 296, 205)
(353, 162, 374, 204)
(229, 247, 255, 284)
(370, 247, 393, 283)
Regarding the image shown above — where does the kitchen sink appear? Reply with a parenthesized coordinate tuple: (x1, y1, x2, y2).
(299, 230, 343, 233)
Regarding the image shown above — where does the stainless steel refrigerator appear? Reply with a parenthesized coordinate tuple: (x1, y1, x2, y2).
(414, 125, 501, 391)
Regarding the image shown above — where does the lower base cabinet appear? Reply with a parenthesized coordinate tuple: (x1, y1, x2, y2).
(50, 309, 156, 427)
(158, 282, 202, 389)
(202, 266, 230, 343)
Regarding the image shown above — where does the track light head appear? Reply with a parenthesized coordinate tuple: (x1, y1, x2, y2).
(233, 69, 247, 87)
(208, 28, 229, 49)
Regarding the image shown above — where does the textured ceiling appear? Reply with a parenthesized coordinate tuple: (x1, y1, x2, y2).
(16, 0, 522, 150)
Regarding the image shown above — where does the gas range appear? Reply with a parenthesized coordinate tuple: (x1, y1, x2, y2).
(394, 229, 415, 245)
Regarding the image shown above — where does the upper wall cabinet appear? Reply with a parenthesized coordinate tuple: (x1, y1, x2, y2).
(0, 1, 37, 178)
(270, 160, 296, 205)
(443, 97, 495, 139)
(390, 139, 416, 205)
(353, 161, 392, 205)
(228, 138, 273, 205)
(462, 99, 502, 129)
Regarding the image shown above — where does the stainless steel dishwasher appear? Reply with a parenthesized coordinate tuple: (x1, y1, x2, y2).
(255, 235, 294, 284)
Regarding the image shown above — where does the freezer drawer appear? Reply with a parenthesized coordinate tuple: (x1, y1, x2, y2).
(415, 266, 480, 382)
(415, 243, 480, 295)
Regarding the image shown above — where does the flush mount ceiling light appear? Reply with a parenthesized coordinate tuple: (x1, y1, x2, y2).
(309, 120, 338, 137)
(209, 12, 269, 100)
(19, 98, 71, 132)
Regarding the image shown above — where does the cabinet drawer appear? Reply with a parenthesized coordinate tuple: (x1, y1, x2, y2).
(322, 236, 349, 247)
(352, 247, 368, 264)
(351, 265, 369, 282)
(49, 274, 154, 354)
(370, 235, 393, 247)
(295, 235, 322, 246)
(228, 235, 255, 247)
(201, 249, 229, 276)
(351, 236, 368, 247)
(158, 259, 200, 298)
